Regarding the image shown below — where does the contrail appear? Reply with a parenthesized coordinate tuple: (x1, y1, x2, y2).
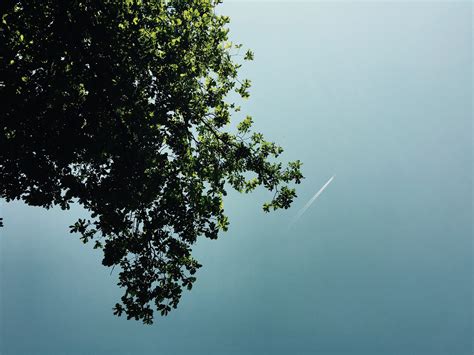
(289, 175, 335, 227)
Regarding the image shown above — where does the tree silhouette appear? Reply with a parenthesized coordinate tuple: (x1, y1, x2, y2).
(0, 0, 303, 324)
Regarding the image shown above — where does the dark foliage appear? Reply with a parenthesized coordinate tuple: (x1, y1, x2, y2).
(0, 0, 303, 324)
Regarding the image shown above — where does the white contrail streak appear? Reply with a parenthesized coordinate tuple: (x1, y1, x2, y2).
(289, 175, 335, 226)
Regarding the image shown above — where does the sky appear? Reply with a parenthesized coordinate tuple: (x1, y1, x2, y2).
(1, 1, 472, 354)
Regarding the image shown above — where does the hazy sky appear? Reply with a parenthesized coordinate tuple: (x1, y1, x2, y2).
(1, 2, 472, 354)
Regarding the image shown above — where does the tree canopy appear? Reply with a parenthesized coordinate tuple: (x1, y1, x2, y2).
(0, 0, 303, 324)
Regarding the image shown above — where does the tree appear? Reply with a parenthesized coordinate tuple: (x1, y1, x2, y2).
(0, 0, 303, 324)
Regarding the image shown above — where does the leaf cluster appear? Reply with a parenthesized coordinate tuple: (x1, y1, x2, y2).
(0, 0, 303, 324)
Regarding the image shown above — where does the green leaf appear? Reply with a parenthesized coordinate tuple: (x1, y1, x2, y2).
(244, 49, 254, 61)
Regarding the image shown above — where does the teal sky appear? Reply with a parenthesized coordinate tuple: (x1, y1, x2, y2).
(1, 2, 472, 354)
